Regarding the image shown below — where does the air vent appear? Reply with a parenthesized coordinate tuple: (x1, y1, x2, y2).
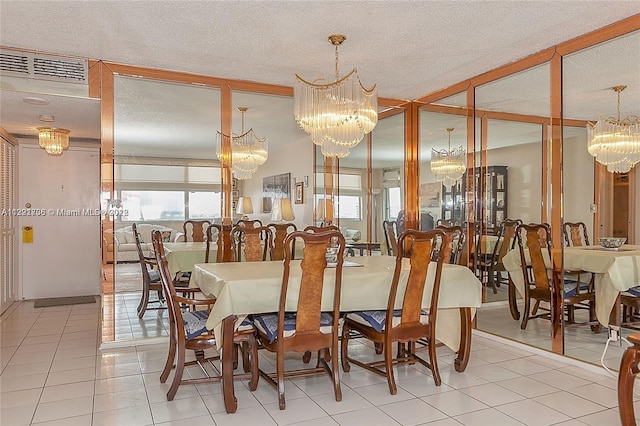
(0, 50, 87, 84)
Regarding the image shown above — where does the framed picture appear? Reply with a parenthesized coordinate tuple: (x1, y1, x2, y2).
(231, 190, 239, 200)
(420, 182, 441, 209)
(232, 200, 237, 211)
(232, 177, 238, 190)
(295, 182, 304, 204)
(262, 172, 291, 213)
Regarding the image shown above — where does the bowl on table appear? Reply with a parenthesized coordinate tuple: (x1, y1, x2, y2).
(597, 237, 626, 249)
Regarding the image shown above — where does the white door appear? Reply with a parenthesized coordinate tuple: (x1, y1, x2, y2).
(1, 137, 17, 313)
(19, 145, 101, 299)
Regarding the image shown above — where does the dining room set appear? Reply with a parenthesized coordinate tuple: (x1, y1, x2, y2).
(130, 218, 482, 414)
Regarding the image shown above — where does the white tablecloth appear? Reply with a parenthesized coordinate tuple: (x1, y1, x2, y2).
(191, 256, 482, 352)
(163, 242, 216, 276)
(503, 245, 640, 326)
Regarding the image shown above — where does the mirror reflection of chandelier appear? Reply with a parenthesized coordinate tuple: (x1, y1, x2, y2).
(587, 85, 640, 173)
(294, 34, 378, 158)
(216, 107, 268, 180)
(431, 128, 466, 188)
(38, 127, 70, 156)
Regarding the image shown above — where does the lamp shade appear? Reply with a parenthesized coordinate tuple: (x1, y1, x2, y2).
(280, 198, 295, 221)
(236, 197, 253, 215)
(271, 198, 282, 222)
(316, 198, 334, 223)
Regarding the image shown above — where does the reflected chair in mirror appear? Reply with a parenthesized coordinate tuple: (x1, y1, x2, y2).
(304, 225, 339, 233)
(252, 230, 346, 410)
(231, 225, 273, 262)
(151, 231, 259, 402)
(133, 223, 164, 318)
(341, 229, 448, 394)
(487, 219, 522, 293)
(236, 219, 263, 228)
(205, 224, 227, 263)
(436, 219, 452, 227)
(516, 223, 596, 331)
(181, 220, 212, 242)
(435, 225, 465, 264)
(563, 222, 590, 247)
(267, 222, 297, 261)
(382, 220, 399, 256)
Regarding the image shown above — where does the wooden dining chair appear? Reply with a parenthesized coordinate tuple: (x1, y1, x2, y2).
(516, 223, 597, 330)
(236, 219, 263, 228)
(252, 230, 346, 410)
(341, 229, 448, 394)
(435, 225, 465, 265)
(267, 222, 297, 261)
(182, 219, 212, 242)
(563, 222, 590, 247)
(231, 225, 273, 261)
(132, 223, 164, 318)
(151, 231, 259, 401)
(487, 218, 522, 293)
(382, 220, 399, 256)
(304, 225, 339, 233)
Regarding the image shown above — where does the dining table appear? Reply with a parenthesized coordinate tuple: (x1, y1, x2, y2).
(163, 242, 217, 277)
(503, 244, 640, 327)
(190, 255, 483, 413)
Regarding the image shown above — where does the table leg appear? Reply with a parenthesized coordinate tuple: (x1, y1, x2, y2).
(618, 334, 640, 426)
(454, 307, 472, 372)
(221, 315, 238, 414)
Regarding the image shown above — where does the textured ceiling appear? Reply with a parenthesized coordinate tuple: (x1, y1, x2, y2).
(0, 2, 638, 159)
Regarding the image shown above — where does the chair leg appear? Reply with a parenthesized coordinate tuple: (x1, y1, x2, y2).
(384, 338, 397, 395)
(167, 342, 186, 401)
(241, 342, 251, 373)
(341, 323, 351, 372)
(590, 300, 601, 333)
(302, 351, 312, 364)
(427, 337, 441, 386)
(331, 344, 342, 402)
(277, 347, 286, 410)
(247, 337, 259, 391)
(521, 297, 531, 330)
(137, 288, 150, 318)
(160, 328, 177, 383)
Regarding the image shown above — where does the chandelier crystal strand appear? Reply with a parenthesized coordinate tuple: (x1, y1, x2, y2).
(587, 85, 640, 173)
(294, 34, 377, 158)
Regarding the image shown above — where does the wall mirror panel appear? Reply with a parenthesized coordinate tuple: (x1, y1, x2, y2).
(473, 63, 552, 351)
(110, 75, 221, 342)
(561, 29, 640, 368)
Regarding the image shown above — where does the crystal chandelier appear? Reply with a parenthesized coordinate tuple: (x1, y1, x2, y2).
(38, 127, 70, 156)
(431, 128, 466, 187)
(587, 85, 640, 173)
(294, 34, 378, 158)
(216, 107, 268, 180)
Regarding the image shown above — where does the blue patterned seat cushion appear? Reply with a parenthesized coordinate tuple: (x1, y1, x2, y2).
(182, 311, 252, 339)
(345, 309, 430, 332)
(148, 269, 161, 283)
(563, 282, 592, 298)
(253, 312, 334, 344)
(622, 286, 640, 298)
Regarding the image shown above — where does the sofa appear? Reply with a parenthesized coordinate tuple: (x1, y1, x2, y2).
(102, 223, 179, 263)
(340, 227, 362, 244)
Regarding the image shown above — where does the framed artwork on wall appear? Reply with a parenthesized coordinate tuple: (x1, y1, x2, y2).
(295, 182, 304, 204)
(262, 172, 291, 213)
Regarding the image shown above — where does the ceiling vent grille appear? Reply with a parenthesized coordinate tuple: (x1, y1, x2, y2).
(0, 50, 87, 84)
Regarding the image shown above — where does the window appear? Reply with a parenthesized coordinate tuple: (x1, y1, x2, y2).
(121, 191, 185, 221)
(188, 191, 221, 219)
(387, 187, 402, 220)
(314, 194, 362, 220)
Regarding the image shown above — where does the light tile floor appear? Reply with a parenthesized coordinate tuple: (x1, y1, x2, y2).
(2, 299, 640, 425)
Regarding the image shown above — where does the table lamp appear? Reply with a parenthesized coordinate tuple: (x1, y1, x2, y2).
(271, 197, 295, 222)
(236, 197, 253, 220)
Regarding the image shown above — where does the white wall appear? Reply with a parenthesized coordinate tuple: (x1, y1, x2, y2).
(563, 134, 595, 240)
(239, 137, 314, 229)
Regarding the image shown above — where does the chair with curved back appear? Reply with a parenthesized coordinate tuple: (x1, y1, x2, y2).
(182, 220, 211, 242)
(382, 220, 399, 256)
(516, 223, 597, 330)
(304, 225, 339, 233)
(268, 222, 297, 261)
(341, 229, 448, 394)
(487, 218, 522, 293)
(151, 230, 259, 402)
(236, 219, 263, 228)
(133, 222, 164, 318)
(436, 219, 452, 227)
(563, 222, 590, 247)
(252, 229, 346, 410)
(231, 225, 273, 262)
(435, 225, 465, 264)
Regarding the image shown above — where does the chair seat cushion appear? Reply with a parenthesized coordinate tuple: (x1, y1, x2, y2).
(622, 286, 640, 298)
(346, 309, 429, 332)
(148, 269, 161, 283)
(253, 312, 334, 344)
(564, 282, 591, 298)
(183, 310, 210, 339)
